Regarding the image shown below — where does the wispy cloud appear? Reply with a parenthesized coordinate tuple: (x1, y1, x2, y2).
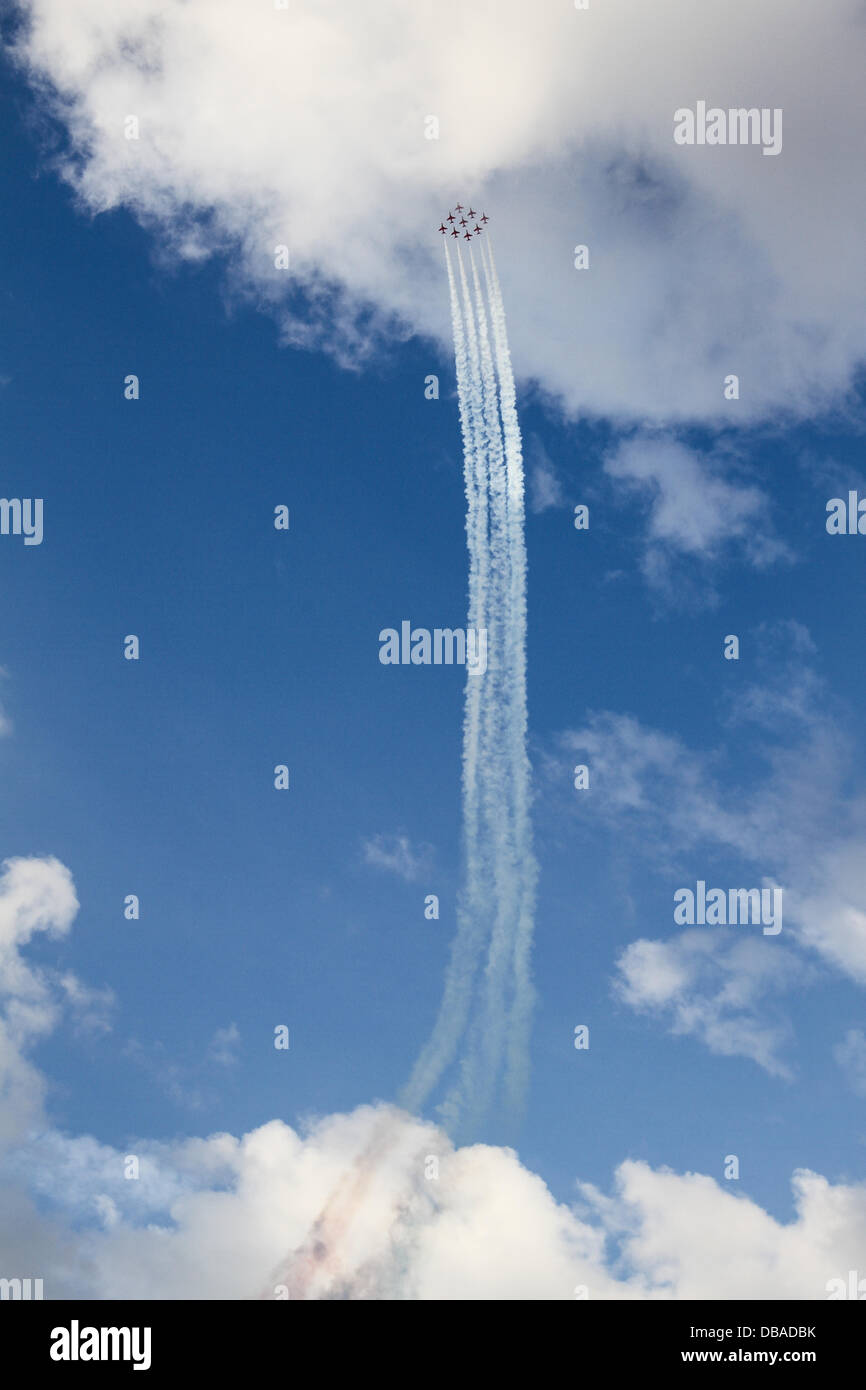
(615, 930, 808, 1078)
(527, 436, 566, 514)
(1, 857, 864, 1299)
(362, 834, 433, 884)
(208, 1023, 240, 1068)
(57, 972, 115, 1037)
(546, 624, 866, 1070)
(124, 1022, 242, 1110)
(604, 435, 790, 597)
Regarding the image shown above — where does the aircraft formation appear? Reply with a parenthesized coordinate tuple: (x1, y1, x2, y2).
(438, 203, 489, 241)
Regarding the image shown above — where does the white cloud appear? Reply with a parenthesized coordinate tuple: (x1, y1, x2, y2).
(57, 971, 115, 1035)
(615, 930, 807, 1077)
(0, 851, 862, 1299)
(583, 1160, 866, 1302)
(362, 833, 432, 883)
(787, 843, 866, 987)
(554, 711, 748, 860)
(3, 1101, 866, 1299)
(551, 635, 866, 1066)
(0, 856, 80, 1149)
(604, 436, 789, 587)
(0, 855, 78, 963)
(13, 0, 866, 424)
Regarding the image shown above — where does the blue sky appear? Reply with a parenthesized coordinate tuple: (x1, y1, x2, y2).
(2, 0, 866, 1301)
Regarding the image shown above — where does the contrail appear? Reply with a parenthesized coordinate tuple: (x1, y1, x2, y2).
(480, 234, 538, 1113)
(274, 216, 537, 1297)
(451, 239, 537, 1125)
(441, 244, 515, 1126)
(406, 228, 537, 1131)
(399, 239, 494, 1114)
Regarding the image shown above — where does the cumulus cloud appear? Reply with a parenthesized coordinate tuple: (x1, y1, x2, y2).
(11, 0, 866, 424)
(362, 833, 432, 883)
(580, 1160, 866, 1302)
(0, 855, 80, 1149)
(3, 1100, 866, 1299)
(4, 7, 866, 1290)
(0, 851, 863, 1298)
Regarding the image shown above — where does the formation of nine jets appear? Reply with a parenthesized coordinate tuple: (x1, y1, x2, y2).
(438, 204, 490, 240)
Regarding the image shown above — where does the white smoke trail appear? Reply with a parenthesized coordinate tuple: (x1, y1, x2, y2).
(275, 227, 537, 1298)
(480, 235, 538, 1112)
(444, 246, 521, 1124)
(407, 235, 537, 1130)
(400, 240, 493, 1113)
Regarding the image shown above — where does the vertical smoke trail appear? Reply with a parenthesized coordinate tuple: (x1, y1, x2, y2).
(479, 235, 538, 1112)
(443, 246, 519, 1125)
(272, 223, 537, 1299)
(399, 241, 492, 1112)
(407, 233, 537, 1131)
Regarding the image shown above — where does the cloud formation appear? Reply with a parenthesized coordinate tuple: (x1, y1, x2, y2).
(1, 850, 863, 1299)
(604, 435, 790, 593)
(5, 1098, 866, 1300)
(362, 833, 432, 883)
(12, 0, 866, 424)
(616, 931, 807, 1078)
(552, 629, 866, 1070)
(0, 855, 80, 1149)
